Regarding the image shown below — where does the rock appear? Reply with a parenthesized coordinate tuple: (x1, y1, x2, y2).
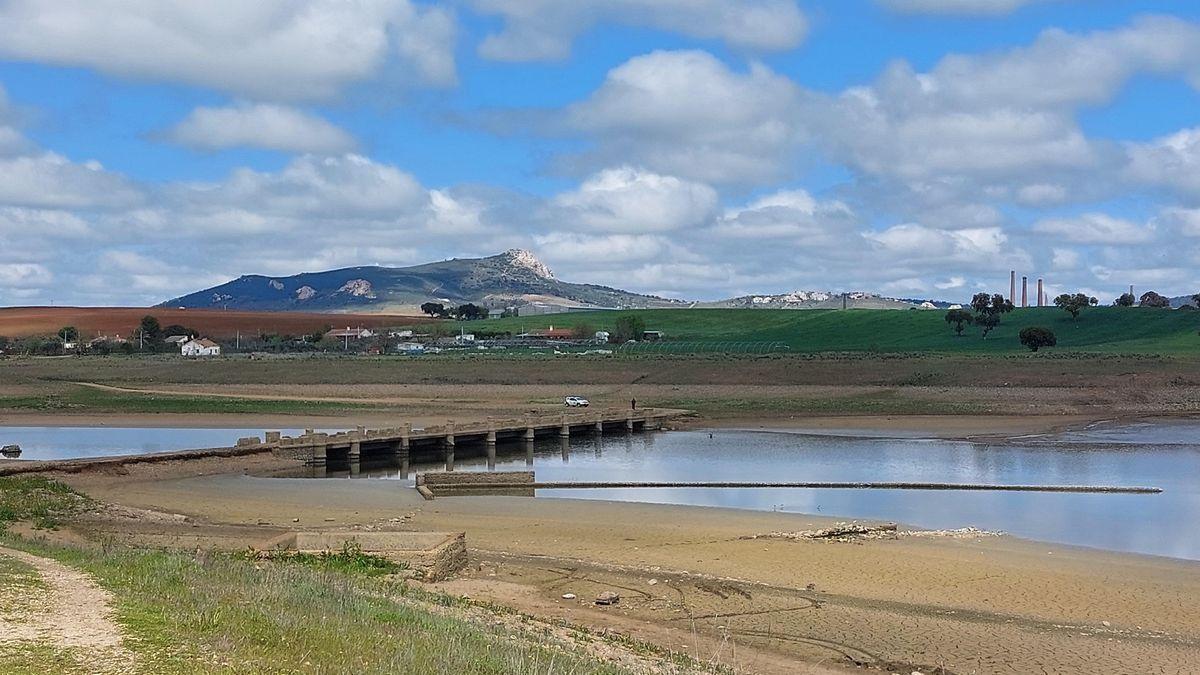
(595, 591, 620, 605)
(1102, 620, 1111, 627)
(805, 583, 816, 591)
(292, 518, 300, 523)
(648, 579, 658, 586)
(561, 593, 576, 600)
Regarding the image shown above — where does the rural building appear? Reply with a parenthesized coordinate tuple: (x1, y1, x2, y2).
(396, 342, 425, 354)
(181, 338, 221, 357)
(325, 328, 374, 340)
(517, 327, 576, 340)
(642, 330, 664, 341)
(487, 308, 506, 319)
(516, 302, 618, 317)
(164, 335, 190, 346)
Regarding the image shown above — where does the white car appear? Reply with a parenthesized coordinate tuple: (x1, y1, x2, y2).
(564, 396, 590, 407)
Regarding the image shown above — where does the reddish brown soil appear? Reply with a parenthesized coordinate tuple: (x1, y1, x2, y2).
(0, 306, 429, 339)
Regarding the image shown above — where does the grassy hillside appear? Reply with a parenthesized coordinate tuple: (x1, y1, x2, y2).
(454, 306, 1200, 354)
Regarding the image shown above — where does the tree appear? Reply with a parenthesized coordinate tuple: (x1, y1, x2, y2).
(970, 293, 1014, 338)
(57, 326, 79, 342)
(139, 315, 163, 343)
(572, 322, 596, 340)
(455, 303, 486, 321)
(1139, 291, 1170, 308)
(1053, 293, 1098, 321)
(1019, 326, 1057, 352)
(611, 314, 646, 343)
(420, 302, 445, 317)
(1192, 293, 1200, 308)
(1114, 293, 1135, 307)
(944, 309, 973, 336)
(161, 323, 196, 338)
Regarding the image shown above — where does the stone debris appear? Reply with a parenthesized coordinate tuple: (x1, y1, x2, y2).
(742, 521, 1002, 543)
(561, 593, 577, 600)
(595, 591, 620, 605)
(647, 578, 658, 586)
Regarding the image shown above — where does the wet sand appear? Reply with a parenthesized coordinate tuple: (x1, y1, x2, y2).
(57, 451, 1200, 675)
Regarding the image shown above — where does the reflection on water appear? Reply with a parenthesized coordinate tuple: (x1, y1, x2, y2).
(343, 421, 1200, 561)
(0, 427, 313, 461)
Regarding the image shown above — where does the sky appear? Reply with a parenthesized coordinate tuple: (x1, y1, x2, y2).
(2, 0, 1200, 306)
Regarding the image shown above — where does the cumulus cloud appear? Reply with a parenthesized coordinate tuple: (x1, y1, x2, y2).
(878, 0, 1056, 16)
(1126, 127, 1200, 200)
(472, 0, 806, 61)
(0, 0, 457, 100)
(1033, 213, 1155, 244)
(164, 104, 357, 154)
(563, 50, 804, 184)
(549, 166, 718, 232)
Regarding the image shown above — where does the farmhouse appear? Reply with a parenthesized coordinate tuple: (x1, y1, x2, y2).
(164, 335, 190, 346)
(325, 328, 374, 340)
(181, 338, 221, 357)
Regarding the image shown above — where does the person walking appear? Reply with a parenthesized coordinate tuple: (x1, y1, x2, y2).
(631, 398, 637, 410)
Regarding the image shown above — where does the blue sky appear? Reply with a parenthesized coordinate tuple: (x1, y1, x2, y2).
(1, 0, 1200, 306)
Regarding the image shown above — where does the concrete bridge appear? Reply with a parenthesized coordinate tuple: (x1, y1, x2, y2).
(272, 408, 679, 476)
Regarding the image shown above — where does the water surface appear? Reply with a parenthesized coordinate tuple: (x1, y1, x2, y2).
(367, 422, 1200, 560)
(0, 427, 309, 461)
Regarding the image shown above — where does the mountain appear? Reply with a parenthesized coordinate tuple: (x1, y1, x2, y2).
(160, 250, 685, 312)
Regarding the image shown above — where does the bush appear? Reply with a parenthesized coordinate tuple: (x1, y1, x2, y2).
(1019, 326, 1057, 352)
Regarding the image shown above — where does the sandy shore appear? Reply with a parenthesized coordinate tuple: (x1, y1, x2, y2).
(48, 442, 1200, 675)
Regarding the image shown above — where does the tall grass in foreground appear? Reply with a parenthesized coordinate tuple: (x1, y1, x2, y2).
(7, 535, 635, 675)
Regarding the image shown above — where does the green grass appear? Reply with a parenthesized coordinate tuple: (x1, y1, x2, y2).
(3, 536, 638, 675)
(0, 476, 92, 530)
(447, 306, 1200, 354)
(0, 386, 379, 415)
(238, 540, 408, 577)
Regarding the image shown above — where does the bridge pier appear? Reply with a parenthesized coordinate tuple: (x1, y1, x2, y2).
(560, 436, 570, 462)
(560, 414, 570, 438)
(626, 414, 635, 432)
(349, 437, 361, 477)
(524, 439, 534, 466)
(594, 421, 604, 434)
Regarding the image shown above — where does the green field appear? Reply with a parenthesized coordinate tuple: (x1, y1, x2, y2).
(451, 306, 1200, 354)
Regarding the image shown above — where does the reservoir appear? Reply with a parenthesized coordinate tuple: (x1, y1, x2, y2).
(380, 421, 1200, 561)
(0, 426, 304, 461)
(5, 421, 1198, 560)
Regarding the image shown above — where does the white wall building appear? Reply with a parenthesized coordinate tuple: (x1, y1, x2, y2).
(181, 338, 221, 357)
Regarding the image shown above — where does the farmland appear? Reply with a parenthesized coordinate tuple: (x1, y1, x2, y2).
(452, 306, 1200, 354)
(0, 306, 428, 340)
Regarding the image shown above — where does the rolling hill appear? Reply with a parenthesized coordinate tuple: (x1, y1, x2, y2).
(458, 306, 1200, 354)
(160, 250, 685, 312)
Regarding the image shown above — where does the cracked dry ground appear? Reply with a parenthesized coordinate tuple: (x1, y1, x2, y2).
(0, 546, 135, 674)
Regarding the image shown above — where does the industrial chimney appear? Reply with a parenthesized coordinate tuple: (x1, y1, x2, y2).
(1037, 279, 1044, 307)
(1010, 271, 1016, 305)
(1021, 276, 1028, 308)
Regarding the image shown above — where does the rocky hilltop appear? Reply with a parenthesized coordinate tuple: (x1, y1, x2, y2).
(160, 250, 683, 312)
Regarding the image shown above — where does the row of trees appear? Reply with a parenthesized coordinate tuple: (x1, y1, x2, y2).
(420, 302, 490, 320)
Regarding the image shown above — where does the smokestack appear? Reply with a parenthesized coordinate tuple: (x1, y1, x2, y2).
(1037, 279, 1044, 307)
(1021, 276, 1028, 308)
(1010, 271, 1016, 304)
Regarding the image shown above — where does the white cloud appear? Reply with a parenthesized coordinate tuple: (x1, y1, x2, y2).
(0, 263, 51, 287)
(878, 0, 1055, 16)
(549, 166, 718, 232)
(1034, 213, 1154, 244)
(164, 104, 357, 154)
(0, 1, 457, 100)
(866, 224, 1006, 260)
(1126, 127, 1200, 199)
(0, 153, 142, 210)
(472, 0, 806, 61)
(563, 50, 804, 184)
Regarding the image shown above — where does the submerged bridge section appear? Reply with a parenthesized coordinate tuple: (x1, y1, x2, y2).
(273, 408, 678, 476)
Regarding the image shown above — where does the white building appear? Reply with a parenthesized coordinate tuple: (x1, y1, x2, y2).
(181, 338, 221, 357)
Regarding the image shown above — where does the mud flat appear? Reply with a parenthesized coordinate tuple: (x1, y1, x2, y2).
(45, 449, 1200, 675)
